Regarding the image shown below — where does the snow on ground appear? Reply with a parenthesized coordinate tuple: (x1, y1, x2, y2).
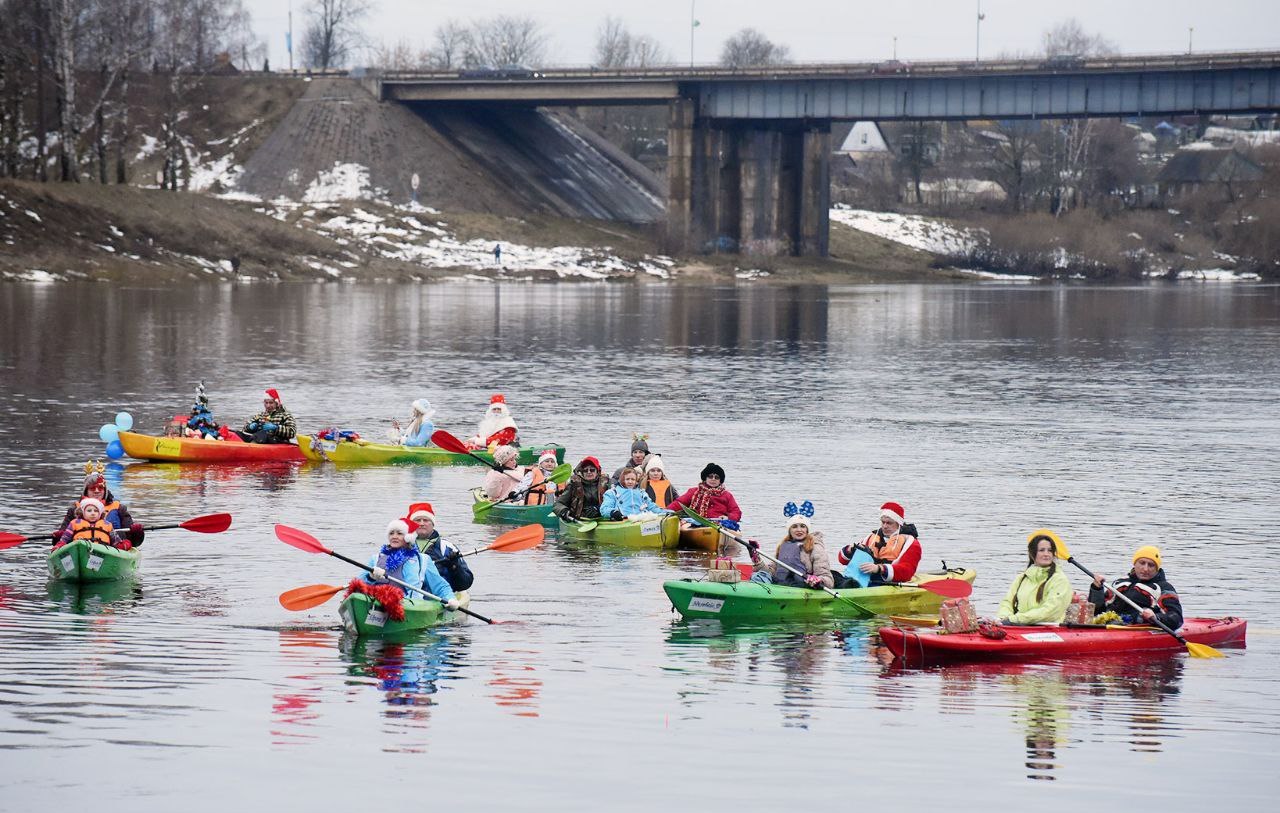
(303, 162, 382, 203)
(1173, 268, 1261, 281)
(134, 135, 160, 161)
(188, 152, 243, 192)
(829, 205, 981, 254)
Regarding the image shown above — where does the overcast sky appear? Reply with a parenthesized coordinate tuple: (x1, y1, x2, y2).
(245, 0, 1278, 69)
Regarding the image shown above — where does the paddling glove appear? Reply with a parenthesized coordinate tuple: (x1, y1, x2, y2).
(370, 567, 387, 581)
(444, 598, 460, 610)
(804, 575, 824, 589)
(611, 510, 625, 521)
(129, 523, 145, 546)
(247, 421, 262, 431)
(262, 422, 278, 431)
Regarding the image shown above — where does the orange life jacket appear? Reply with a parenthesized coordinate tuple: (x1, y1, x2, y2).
(69, 518, 117, 546)
(524, 468, 560, 505)
(647, 479, 674, 509)
(862, 531, 913, 563)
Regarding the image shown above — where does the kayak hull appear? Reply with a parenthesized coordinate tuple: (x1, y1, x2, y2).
(471, 488, 557, 527)
(878, 616, 1248, 665)
(46, 539, 141, 582)
(559, 514, 681, 549)
(299, 436, 565, 467)
(678, 524, 729, 552)
(663, 569, 977, 621)
(338, 591, 470, 637)
(119, 431, 304, 463)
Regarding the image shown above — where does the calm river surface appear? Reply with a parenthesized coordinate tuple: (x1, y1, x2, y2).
(2, 281, 1279, 810)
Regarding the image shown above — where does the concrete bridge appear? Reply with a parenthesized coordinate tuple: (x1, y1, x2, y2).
(373, 52, 1280, 257)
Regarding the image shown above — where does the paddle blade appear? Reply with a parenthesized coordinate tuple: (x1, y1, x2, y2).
(430, 429, 470, 455)
(274, 524, 332, 555)
(490, 524, 545, 553)
(180, 513, 233, 534)
(576, 521, 598, 533)
(0, 532, 30, 550)
(680, 507, 715, 529)
(1186, 641, 1225, 659)
(472, 499, 496, 517)
(548, 462, 573, 484)
(280, 583, 345, 611)
(1032, 528, 1071, 560)
(917, 578, 973, 598)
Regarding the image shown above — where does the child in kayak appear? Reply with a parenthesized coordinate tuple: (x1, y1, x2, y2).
(363, 518, 458, 609)
(407, 502, 474, 592)
(553, 456, 610, 521)
(746, 501, 833, 589)
(54, 461, 143, 547)
(640, 456, 677, 509)
(837, 502, 921, 586)
(483, 445, 526, 502)
(55, 498, 130, 550)
(1087, 545, 1183, 629)
(611, 434, 650, 486)
(392, 398, 435, 447)
(601, 467, 672, 520)
(669, 464, 742, 531)
(524, 450, 563, 506)
(997, 531, 1072, 625)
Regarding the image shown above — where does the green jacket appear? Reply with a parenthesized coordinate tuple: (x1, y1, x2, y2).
(998, 565, 1072, 624)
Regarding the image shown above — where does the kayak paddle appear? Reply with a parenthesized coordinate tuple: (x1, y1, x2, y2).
(903, 578, 974, 598)
(473, 462, 571, 517)
(278, 525, 545, 612)
(274, 524, 494, 624)
(1042, 528, 1223, 659)
(431, 429, 524, 481)
(575, 520, 599, 533)
(0, 512, 232, 547)
(681, 508, 874, 619)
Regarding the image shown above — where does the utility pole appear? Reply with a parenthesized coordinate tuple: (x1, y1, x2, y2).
(976, 1, 986, 66)
(1188, 27, 1194, 55)
(288, 0, 294, 71)
(690, 1, 698, 68)
(893, 36, 898, 60)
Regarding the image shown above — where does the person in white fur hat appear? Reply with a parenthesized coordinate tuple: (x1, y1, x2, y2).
(361, 517, 458, 608)
(391, 398, 436, 447)
(469, 394, 519, 450)
(523, 449, 562, 506)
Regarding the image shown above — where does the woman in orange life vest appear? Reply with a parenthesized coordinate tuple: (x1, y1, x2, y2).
(524, 450, 563, 506)
(836, 501, 922, 587)
(54, 461, 143, 547)
(55, 498, 131, 550)
(640, 455, 677, 509)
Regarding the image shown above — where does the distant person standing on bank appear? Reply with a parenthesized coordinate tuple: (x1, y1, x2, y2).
(493, 244, 502, 265)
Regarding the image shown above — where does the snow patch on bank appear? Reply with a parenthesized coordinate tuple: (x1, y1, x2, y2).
(829, 205, 981, 254)
(303, 162, 383, 203)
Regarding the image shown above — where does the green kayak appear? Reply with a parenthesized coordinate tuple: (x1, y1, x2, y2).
(339, 591, 470, 637)
(471, 488, 557, 527)
(558, 514, 681, 549)
(300, 437, 565, 467)
(663, 568, 977, 621)
(46, 539, 141, 583)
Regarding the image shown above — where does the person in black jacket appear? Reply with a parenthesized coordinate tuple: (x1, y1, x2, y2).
(1088, 544, 1184, 629)
(407, 503, 474, 592)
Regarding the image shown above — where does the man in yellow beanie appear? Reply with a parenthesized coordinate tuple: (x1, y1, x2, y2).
(1087, 545, 1184, 629)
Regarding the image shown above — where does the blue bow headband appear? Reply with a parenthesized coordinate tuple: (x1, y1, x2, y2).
(783, 500, 815, 519)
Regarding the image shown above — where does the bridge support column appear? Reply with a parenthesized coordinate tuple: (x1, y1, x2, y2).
(667, 108, 830, 257)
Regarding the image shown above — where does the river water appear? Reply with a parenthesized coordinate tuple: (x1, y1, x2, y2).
(1, 281, 1278, 809)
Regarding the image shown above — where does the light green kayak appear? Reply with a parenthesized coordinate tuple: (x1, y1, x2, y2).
(558, 514, 681, 549)
(300, 436, 565, 466)
(338, 591, 470, 637)
(46, 539, 141, 583)
(663, 568, 977, 621)
(471, 488, 558, 527)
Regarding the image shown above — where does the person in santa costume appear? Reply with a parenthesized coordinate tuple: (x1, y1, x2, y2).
(468, 394, 519, 450)
(406, 502, 473, 592)
(363, 518, 458, 609)
(837, 501, 922, 586)
(236, 388, 296, 444)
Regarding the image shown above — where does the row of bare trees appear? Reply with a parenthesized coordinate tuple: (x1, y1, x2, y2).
(0, 0, 263, 184)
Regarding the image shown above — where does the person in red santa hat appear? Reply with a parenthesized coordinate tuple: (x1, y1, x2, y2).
(467, 393, 520, 451)
(362, 517, 458, 609)
(236, 388, 297, 444)
(406, 502, 473, 592)
(837, 501, 922, 586)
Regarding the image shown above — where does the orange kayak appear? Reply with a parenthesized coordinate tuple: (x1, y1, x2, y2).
(118, 431, 304, 463)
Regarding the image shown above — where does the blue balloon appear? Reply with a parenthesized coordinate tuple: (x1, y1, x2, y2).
(114, 411, 134, 431)
(105, 439, 125, 460)
(99, 423, 120, 443)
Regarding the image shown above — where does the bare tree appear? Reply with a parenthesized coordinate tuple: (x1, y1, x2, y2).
(720, 28, 791, 69)
(371, 38, 429, 71)
(594, 17, 668, 69)
(464, 15, 547, 67)
(425, 20, 470, 70)
(302, 0, 372, 70)
(1041, 18, 1118, 58)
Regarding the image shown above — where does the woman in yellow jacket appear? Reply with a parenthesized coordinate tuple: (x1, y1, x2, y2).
(998, 531, 1073, 625)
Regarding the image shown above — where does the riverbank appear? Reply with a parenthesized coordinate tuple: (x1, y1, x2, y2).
(0, 180, 951, 284)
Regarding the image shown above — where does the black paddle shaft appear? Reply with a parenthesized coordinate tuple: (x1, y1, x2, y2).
(327, 550, 494, 624)
(1065, 556, 1188, 644)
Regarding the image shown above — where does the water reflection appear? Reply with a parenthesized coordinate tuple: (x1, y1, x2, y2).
(487, 649, 543, 718)
(46, 579, 144, 615)
(272, 629, 334, 746)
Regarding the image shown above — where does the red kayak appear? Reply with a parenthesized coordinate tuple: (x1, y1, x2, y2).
(879, 617, 1246, 665)
(118, 431, 304, 463)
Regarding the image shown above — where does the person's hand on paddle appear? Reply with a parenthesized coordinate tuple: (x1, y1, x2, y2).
(745, 539, 762, 564)
(370, 567, 387, 581)
(444, 598, 461, 611)
(804, 574, 825, 589)
(1092, 573, 1107, 589)
(610, 510, 624, 521)
(443, 549, 462, 563)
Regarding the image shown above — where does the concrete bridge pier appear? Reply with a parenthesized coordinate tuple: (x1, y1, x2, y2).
(667, 100, 830, 257)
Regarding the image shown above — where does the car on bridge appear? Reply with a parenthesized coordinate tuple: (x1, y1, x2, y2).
(872, 60, 912, 75)
(458, 65, 544, 79)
